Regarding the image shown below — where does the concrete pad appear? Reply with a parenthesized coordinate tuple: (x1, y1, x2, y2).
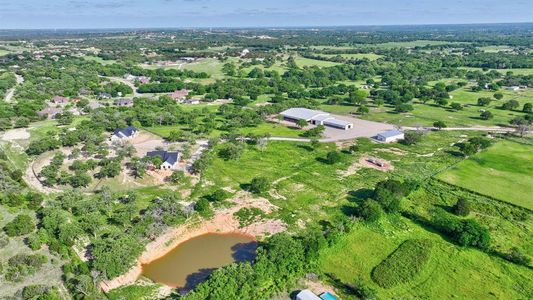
(320, 115, 394, 141)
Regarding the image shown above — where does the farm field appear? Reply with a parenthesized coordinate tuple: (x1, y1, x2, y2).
(437, 141, 533, 210)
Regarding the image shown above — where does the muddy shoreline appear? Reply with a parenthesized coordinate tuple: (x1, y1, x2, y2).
(100, 193, 285, 292)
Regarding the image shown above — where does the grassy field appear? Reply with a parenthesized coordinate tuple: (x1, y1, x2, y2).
(182, 58, 227, 80)
(361, 85, 532, 127)
(461, 67, 533, 76)
(437, 141, 533, 210)
(200, 131, 471, 226)
(83, 56, 117, 65)
(319, 217, 532, 299)
(294, 56, 341, 68)
(0, 49, 9, 56)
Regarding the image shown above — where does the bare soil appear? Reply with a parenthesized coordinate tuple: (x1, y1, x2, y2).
(100, 191, 286, 292)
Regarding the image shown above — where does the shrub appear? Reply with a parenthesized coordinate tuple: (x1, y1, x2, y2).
(326, 151, 342, 164)
(4, 214, 35, 237)
(432, 209, 491, 250)
(505, 247, 531, 266)
(249, 177, 270, 194)
(371, 239, 433, 288)
(401, 131, 423, 145)
(209, 188, 231, 202)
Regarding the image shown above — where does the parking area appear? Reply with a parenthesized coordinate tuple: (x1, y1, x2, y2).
(319, 115, 394, 141)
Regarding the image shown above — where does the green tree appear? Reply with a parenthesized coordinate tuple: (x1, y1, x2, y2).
(480, 110, 493, 120)
(296, 119, 308, 129)
(477, 97, 492, 106)
(358, 199, 383, 222)
(493, 92, 504, 100)
(522, 103, 532, 113)
(453, 198, 471, 216)
(433, 121, 447, 130)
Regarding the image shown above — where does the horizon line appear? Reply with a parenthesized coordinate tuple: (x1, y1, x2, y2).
(1, 21, 533, 31)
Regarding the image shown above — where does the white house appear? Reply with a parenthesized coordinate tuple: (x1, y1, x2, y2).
(376, 130, 404, 143)
(280, 108, 354, 130)
(146, 151, 180, 170)
(111, 126, 138, 141)
(506, 86, 520, 91)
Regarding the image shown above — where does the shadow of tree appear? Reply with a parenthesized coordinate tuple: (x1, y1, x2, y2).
(231, 241, 258, 262)
(180, 268, 217, 293)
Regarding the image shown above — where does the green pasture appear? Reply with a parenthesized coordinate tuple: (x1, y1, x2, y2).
(437, 141, 533, 210)
(319, 218, 532, 299)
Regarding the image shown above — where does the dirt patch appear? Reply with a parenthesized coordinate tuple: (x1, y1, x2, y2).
(100, 191, 285, 292)
(1, 128, 30, 141)
(299, 277, 338, 299)
(337, 160, 363, 177)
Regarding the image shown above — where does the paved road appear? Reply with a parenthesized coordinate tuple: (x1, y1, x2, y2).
(104, 76, 140, 97)
(268, 125, 526, 143)
(3, 74, 24, 102)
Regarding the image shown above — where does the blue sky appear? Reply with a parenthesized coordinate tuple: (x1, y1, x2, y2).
(1, 0, 532, 29)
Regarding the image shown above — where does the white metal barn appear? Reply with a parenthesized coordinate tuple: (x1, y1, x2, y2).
(280, 108, 354, 130)
(376, 130, 404, 143)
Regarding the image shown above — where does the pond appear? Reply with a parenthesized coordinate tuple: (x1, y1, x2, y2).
(141, 233, 257, 290)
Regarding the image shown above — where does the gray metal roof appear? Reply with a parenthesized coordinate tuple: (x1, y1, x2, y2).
(323, 118, 353, 127)
(146, 151, 179, 165)
(378, 129, 404, 138)
(296, 290, 322, 300)
(311, 115, 333, 122)
(113, 126, 138, 138)
(281, 108, 329, 121)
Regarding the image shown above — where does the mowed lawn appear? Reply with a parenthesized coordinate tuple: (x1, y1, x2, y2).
(437, 141, 533, 210)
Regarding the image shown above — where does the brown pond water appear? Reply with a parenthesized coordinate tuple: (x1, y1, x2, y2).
(141, 233, 257, 290)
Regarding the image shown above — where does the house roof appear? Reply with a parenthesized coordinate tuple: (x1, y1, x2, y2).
(37, 107, 63, 116)
(146, 151, 179, 165)
(114, 98, 133, 105)
(323, 118, 353, 127)
(296, 290, 322, 300)
(281, 108, 330, 121)
(170, 89, 190, 99)
(378, 129, 404, 138)
(113, 126, 138, 138)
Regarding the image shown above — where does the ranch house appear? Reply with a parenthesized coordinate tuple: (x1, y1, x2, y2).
(146, 151, 180, 170)
(111, 126, 138, 141)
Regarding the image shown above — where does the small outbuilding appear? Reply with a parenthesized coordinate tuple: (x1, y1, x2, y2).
(296, 289, 322, 300)
(376, 130, 404, 143)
